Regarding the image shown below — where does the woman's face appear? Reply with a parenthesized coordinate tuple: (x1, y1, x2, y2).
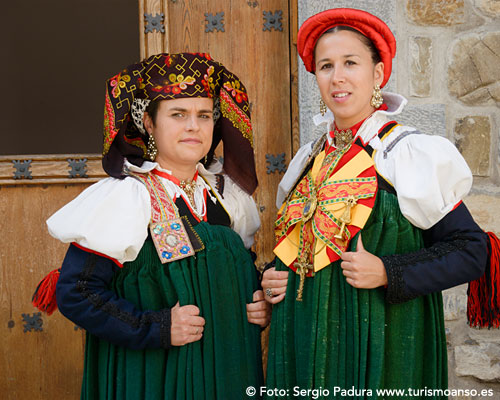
(314, 30, 384, 129)
(144, 97, 214, 172)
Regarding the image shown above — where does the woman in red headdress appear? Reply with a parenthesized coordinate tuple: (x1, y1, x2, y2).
(32, 53, 269, 399)
(261, 9, 488, 398)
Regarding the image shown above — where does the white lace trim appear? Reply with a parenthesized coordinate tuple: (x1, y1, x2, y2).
(131, 98, 151, 134)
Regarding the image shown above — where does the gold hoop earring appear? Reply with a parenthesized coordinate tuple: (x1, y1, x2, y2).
(147, 134, 158, 161)
(319, 99, 327, 116)
(370, 84, 383, 108)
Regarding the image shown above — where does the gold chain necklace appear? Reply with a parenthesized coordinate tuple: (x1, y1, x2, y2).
(321, 128, 354, 170)
(179, 179, 199, 214)
(333, 128, 353, 147)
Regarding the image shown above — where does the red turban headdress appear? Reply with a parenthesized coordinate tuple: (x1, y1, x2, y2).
(297, 8, 396, 88)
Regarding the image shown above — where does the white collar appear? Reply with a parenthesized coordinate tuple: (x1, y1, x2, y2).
(312, 92, 407, 147)
(357, 93, 407, 146)
(124, 160, 209, 176)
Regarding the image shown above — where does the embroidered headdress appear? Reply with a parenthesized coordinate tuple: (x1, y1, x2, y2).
(103, 53, 257, 194)
(297, 8, 396, 88)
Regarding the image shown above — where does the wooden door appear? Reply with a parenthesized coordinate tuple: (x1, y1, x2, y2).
(0, 1, 298, 398)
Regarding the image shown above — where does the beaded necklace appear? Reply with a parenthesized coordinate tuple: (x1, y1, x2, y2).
(151, 169, 205, 220)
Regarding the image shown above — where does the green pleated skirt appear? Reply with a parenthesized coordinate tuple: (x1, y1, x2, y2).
(266, 191, 447, 399)
(81, 222, 263, 400)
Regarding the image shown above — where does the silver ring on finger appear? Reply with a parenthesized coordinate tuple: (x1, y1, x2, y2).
(265, 288, 274, 298)
(196, 328, 199, 335)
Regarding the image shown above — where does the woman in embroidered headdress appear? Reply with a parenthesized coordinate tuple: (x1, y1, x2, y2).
(33, 53, 269, 399)
(261, 8, 489, 398)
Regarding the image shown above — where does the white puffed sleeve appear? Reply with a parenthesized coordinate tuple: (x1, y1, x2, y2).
(46, 177, 151, 264)
(220, 176, 261, 249)
(374, 130, 472, 229)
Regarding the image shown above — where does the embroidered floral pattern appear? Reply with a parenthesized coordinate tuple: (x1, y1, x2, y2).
(163, 54, 174, 67)
(195, 52, 211, 60)
(162, 251, 173, 260)
(223, 81, 248, 103)
(103, 90, 118, 155)
(137, 77, 145, 90)
(220, 89, 253, 145)
(202, 66, 215, 97)
(110, 73, 131, 98)
(152, 74, 196, 95)
(150, 218, 194, 263)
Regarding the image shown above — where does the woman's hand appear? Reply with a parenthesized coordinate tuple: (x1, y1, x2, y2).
(170, 301, 205, 346)
(261, 267, 288, 304)
(246, 290, 271, 327)
(340, 235, 388, 288)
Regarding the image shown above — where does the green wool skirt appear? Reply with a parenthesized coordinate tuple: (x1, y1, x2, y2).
(266, 191, 447, 399)
(81, 222, 263, 400)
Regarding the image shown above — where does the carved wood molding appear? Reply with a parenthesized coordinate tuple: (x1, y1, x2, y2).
(0, 154, 106, 186)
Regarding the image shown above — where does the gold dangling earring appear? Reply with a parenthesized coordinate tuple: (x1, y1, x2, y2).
(319, 99, 327, 116)
(146, 134, 158, 161)
(370, 84, 383, 108)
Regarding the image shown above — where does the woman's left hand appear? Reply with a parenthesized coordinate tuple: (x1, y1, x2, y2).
(340, 235, 388, 288)
(246, 290, 271, 328)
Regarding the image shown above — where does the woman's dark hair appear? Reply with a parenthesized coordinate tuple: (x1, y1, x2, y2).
(145, 99, 162, 125)
(315, 25, 382, 65)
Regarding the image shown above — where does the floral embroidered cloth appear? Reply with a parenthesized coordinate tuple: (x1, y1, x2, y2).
(274, 142, 377, 273)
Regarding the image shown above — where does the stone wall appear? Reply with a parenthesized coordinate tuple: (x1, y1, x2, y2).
(298, 0, 500, 398)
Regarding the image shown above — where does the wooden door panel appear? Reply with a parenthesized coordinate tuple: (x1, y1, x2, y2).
(0, 184, 89, 399)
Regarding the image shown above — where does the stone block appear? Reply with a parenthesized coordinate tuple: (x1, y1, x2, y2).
(464, 194, 500, 234)
(455, 343, 500, 382)
(409, 36, 432, 97)
(407, 0, 465, 26)
(468, 326, 500, 345)
(471, 34, 500, 86)
(397, 103, 446, 136)
(454, 116, 491, 176)
(475, 0, 500, 17)
(489, 82, 500, 104)
(299, 0, 396, 27)
(448, 33, 500, 105)
(484, 32, 500, 55)
(443, 284, 467, 321)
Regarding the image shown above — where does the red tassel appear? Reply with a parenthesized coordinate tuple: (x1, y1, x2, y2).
(32, 268, 61, 316)
(467, 232, 500, 328)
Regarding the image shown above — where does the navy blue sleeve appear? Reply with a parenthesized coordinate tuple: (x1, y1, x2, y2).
(382, 203, 487, 304)
(56, 244, 171, 350)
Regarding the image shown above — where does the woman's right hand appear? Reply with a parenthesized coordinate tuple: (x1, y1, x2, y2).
(262, 267, 288, 304)
(170, 301, 205, 346)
